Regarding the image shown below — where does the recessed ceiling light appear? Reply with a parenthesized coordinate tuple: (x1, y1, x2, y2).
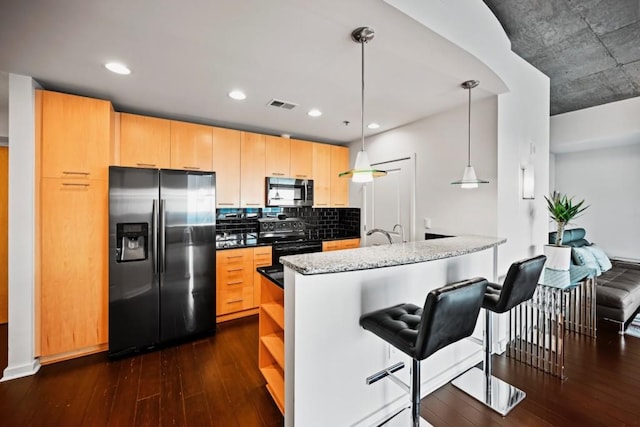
(368, 123, 380, 129)
(105, 62, 131, 75)
(228, 90, 246, 100)
(308, 109, 322, 117)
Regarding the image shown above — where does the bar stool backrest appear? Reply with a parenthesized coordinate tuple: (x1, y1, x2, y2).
(414, 277, 488, 360)
(490, 255, 547, 313)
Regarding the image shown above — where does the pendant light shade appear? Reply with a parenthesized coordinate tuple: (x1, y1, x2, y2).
(339, 27, 386, 182)
(451, 80, 489, 188)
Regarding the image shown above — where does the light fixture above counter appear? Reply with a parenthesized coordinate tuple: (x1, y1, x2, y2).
(339, 26, 387, 183)
(451, 80, 489, 189)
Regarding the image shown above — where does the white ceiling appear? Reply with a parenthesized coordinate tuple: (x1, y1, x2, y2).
(0, 0, 507, 145)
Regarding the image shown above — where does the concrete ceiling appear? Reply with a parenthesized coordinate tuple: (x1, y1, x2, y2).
(0, 0, 507, 145)
(483, 0, 640, 116)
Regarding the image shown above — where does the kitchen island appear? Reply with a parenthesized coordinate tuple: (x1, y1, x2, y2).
(279, 235, 505, 427)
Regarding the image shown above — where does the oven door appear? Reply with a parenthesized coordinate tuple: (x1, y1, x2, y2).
(272, 240, 323, 267)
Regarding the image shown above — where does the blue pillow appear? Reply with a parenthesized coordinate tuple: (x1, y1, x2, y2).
(572, 247, 601, 276)
(585, 244, 612, 273)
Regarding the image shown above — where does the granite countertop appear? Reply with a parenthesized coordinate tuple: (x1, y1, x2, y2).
(280, 235, 506, 275)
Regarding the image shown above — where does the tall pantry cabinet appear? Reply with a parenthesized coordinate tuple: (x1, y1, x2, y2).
(36, 90, 114, 362)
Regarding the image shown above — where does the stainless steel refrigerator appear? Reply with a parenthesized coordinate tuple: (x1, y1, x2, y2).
(108, 166, 216, 358)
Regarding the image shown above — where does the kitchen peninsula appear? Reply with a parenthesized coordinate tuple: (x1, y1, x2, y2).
(278, 235, 505, 427)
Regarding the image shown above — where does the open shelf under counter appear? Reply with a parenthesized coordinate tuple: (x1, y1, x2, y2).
(261, 303, 284, 330)
(260, 333, 284, 369)
(260, 365, 285, 414)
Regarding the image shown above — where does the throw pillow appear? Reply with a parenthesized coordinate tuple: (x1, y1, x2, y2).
(572, 247, 602, 276)
(585, 244, 613, 273)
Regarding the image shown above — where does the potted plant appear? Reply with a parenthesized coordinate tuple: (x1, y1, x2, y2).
(544, 191, 589, 270)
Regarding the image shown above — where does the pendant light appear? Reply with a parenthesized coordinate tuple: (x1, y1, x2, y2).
(339, 27, 386, 182)
(451, 80, 489, 189)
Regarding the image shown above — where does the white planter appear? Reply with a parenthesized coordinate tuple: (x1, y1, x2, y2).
(543, 245, 572, 271)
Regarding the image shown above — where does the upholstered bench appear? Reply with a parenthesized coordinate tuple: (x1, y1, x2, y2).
(549, 228, 640, 330)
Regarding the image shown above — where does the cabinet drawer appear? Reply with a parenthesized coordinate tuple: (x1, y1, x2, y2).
(322, 241, 341, 251)
(254, 246, 272, 266)
(217, 248, 253, 264)
(341, 239, 361, 249)
(217, 287, 253, 314)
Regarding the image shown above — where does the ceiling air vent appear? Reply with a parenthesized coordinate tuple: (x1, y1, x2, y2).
(267, 98, 298, 110)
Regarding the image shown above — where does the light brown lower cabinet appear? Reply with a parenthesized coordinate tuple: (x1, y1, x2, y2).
(39, 178, 108, 360)
(216, 245, 273, 322)
(259, 275, 285, 414)
(322, 238, 361, 252)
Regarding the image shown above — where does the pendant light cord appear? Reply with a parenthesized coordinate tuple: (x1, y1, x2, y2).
(361, 38, 366, 152)
(467, 85, 471, 167)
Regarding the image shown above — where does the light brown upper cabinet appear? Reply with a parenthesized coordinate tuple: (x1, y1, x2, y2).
(170, 120, 213, 171)
(40, 90, 112, 181)
(312, 143, 331, 207)
(265, 136, 290, 178)
(119, 113, 171, 169)
(330, 145, 350, 207)
(290, 139, 313, 179)
(240, 132, 266, 207)
(211, 127, 241, 207)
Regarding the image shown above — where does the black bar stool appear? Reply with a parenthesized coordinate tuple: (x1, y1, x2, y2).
(452, 255, 547, 416)
(360, 277, 488, 427)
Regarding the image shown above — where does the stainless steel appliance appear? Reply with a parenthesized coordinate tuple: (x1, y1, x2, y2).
(257, 217, 322, 287)
(265, 177, 314, 207)
(108, 166, 216, 358)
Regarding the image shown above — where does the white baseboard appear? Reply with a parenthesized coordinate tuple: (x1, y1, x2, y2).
(1, 359, 41, 382)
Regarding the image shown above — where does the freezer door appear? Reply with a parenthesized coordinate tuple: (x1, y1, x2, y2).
(108, 166, 160, 357)
(159, 169, 216, 342)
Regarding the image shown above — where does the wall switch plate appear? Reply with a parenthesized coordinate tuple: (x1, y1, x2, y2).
(424, 217, 431, 229)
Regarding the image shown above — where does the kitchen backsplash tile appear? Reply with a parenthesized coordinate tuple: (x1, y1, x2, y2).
(215, 207, 360, 239)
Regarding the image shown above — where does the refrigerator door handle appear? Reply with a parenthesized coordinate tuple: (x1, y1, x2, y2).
(152, 199, 159, 274)
(160, 198, 166, 273)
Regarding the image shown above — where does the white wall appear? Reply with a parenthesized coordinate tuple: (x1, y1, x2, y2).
(377, 0, 551, 275)
(551, 97, 640, 153)
(351, 97, 498, 239)
(2, 74, 40, 381)
(554, 144, 640, 262)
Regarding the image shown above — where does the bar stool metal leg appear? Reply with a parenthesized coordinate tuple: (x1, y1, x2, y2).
(451, 310, 526, 416)
(411, 359, 420, 427)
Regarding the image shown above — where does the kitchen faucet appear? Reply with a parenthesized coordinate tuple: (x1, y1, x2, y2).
(393, 224, 406, 243)
(366, 228, 393, 244)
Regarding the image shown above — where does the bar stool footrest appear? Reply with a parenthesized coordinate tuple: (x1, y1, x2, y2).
(451, 367, 525, 416)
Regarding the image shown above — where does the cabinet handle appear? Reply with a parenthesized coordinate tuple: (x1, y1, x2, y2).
(226, 255, 243, 259)
(62, 171, 90, 176)
(227, 298, 243, 304)
(272, 172, 285, 176)
(295, 174, 307, 178)
(315, 203, 328, 206)
(245, 203, 260, 206)
(183, 166, 201, 170)
(136, 162, 156, 167)
(218, 203, 235, 206)
(227, 268, 243, 272)
(334, 203, 345, 206)
(62, 183, 90, 187)
(228, 280, 243, 285)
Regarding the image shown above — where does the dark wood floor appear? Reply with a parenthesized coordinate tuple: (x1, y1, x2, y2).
(0, 317, 639, 426)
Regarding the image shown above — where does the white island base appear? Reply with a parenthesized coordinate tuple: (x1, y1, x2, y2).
(281, 236, 504, 426)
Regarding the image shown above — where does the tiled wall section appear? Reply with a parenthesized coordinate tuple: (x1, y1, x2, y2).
(215, 207, 360, 239)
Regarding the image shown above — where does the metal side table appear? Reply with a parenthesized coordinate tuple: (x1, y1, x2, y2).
(507, 265, 597, 379)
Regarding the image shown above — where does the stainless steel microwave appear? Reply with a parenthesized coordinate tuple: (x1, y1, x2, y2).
(265, 177, 314, 207)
